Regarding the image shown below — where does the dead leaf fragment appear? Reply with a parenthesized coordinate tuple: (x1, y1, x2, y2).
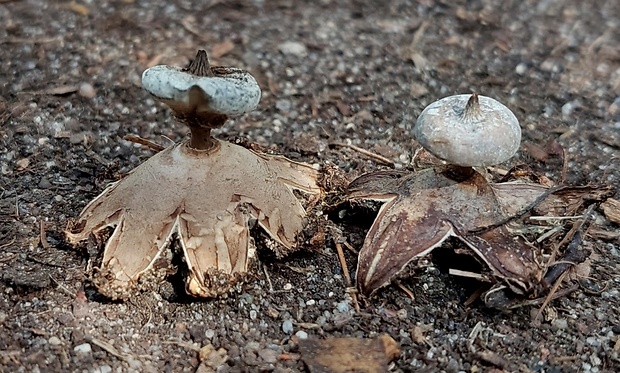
(601, 198, 620, 224)
(197, 344, 228, 373)
(299, 334, 400, 373)
(59, 2, 90, 16)
(210, 40, 235, 59)
(71, 290, 89, 318)
(20, 84, 79, 96)
(16, 158, 30, 171)
(475, 350, 510, 369)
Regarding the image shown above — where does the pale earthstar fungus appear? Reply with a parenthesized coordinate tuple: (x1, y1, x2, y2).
(347, 93, 605, 308)
(66, 50, 323, 299)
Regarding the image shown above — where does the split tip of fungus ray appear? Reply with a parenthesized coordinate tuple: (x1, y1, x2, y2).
(358, 198, 457, 296)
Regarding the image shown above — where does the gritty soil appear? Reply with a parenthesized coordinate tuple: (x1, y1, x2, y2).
(1, 0, 620, 372)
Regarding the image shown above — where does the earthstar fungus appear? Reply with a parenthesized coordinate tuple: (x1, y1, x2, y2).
(348, 93, 604, 308)
(66, 50, 322, 299)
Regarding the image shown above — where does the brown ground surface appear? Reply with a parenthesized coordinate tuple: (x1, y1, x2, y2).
(1, 0, 620, 372)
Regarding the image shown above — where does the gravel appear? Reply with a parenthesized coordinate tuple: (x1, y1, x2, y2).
(1, 0, 619, 372)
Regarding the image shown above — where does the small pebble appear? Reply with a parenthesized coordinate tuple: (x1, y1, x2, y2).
(73, 343, 92, 354)
(515, 63, 527, 75)
(78, 82, 96, 99)
(69, 133, 86, 145)
(446, 358, 460, 372)
(551, 318, 568, 330)
(336, 301, 350, 313)
(601, 289, 619, 299)
(258, 348, 277, 363)
(205, 329, 215, 339)
(48, 336, 61, 346)
(283, 283, 293, 291)
(275, 99, 292, 112)
(295, 330, 308, 339)
(127, 358, 142, 369)
(278, 41, 308, 57)
(239, 293, 253, 304)
(38, 177, 52, 189)
(561, 101, 579, 118)
(282, 319, 294, 334)
(245, 341, 260, 352)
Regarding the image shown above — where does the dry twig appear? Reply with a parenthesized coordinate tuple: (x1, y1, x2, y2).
(89, 337, 134, 363)
(39, 221, 50, 249)
(162, 339, 201, 352)
(331, 142, 395, 167)
(534, 270, 569, 323)
(334, 241, 361, 312)
(262, 262, 274, 293)
(0, 36, 62, 44)
(342, 241, 358, 254)
(49, 276, 76, 298)
(123, 134, 165, 152)
(0, 238, 16, 252)
(394, 280, 415, 301)
(180, 16, 209, 41)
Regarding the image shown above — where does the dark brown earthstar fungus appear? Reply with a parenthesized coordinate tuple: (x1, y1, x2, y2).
(66, 50, 323, 299)
(347, 93, 610, 309)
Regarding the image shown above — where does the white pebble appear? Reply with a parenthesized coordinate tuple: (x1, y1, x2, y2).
(551, 318, 568, 330)
(78, 82, 96, 99)
(515, 63, 527, 75)
(127, 358, 142, 369)
(282, 320, 294, 334)
(48, 336, 61, 346)
(92, 365, 112, 373)
(278, 41, 308, 57)
(336, 301, 350, 313)
(295, 330, 308, 339)
(73, 343, 92, 354)
(561, 101, 578, 118)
